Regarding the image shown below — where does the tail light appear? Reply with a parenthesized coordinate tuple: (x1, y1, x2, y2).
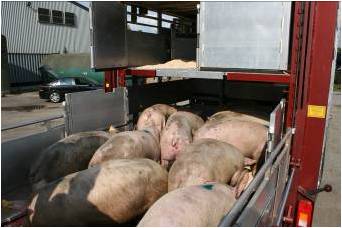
(296, 199, 313, 227)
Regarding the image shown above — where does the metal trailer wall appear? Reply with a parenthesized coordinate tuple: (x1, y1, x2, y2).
(7, 53, 49, 85)
(198, 2, 292, 71)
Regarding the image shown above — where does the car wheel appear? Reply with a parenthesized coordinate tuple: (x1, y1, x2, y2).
(49, 92, 61, 103)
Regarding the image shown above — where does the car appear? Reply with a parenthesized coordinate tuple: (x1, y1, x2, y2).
(39, 77, 102, 103)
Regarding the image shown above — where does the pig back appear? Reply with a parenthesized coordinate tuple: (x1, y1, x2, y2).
(209, 110, 269, 126)
(171, 111, 205, 130)
(28, 159, 168, 226)
(168, 138, 244, 191)
(149, 104, 177, 116)
(88, 130, 160, 167)
(29, 131, 111, 191)
(138, 183, 236, 227)
(194, 119, 268, 161)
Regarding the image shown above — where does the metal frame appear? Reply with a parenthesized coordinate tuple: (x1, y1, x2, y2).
(64, 88, 129, 135)
(1, 114, 63, 131)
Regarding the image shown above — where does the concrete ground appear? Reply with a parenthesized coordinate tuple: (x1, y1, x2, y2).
(313, 93, 341, 227)
(1, 92, 64, 141)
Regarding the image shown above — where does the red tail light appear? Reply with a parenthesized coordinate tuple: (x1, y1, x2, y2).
(296, 199, 313, 227)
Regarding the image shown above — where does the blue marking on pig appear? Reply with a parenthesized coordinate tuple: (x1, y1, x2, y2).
(202, 184, 214, 190)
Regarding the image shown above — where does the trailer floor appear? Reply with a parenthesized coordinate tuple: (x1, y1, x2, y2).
(313, 92, 341, 227)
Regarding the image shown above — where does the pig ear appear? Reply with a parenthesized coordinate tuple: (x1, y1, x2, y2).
(244, 157, 257, 166)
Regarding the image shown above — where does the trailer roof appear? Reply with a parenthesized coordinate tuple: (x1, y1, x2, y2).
(124, 1, 198, 19)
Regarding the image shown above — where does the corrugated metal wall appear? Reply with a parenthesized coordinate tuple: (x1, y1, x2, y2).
(8, 54, 49, 85)
(1, 1, 90, 54)
(1, 1, 90, 86)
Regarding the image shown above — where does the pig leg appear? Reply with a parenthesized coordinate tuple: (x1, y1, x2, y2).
(235, 170, 254, 198)
(161, 159, 174, 170)
(161, 160, 169, 169)
(230, 170, 243, 187)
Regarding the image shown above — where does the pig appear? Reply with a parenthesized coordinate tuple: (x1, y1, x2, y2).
(88, 129, 160, 167)
(136, 104, 177, 139)
(29, 131, 111, 191)
(194, 119, 268, 163)
(138, 183, 236, 227)
(28, 159, 168, 226)
(168, 138, 245, 192)
(159, 111, 204, 168)
(209, 110, 269, 126)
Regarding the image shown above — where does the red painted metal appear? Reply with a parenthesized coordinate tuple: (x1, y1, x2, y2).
(117, 69, 126, 87)
(285, 2, 338, 225)
(104, 70, 114, 92)
(126, 69, 156, 78)
(104, 69, 126, 92)
(296, 0, 337, 193)
(285, 2, 305, 129)
(225, 72, 291, 84)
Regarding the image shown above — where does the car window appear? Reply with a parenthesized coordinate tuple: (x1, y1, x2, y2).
(60, 78, 75, 85)
(75, 77, 91, 85)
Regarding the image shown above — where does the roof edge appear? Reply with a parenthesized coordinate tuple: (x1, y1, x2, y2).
(69, 1, 89, 11)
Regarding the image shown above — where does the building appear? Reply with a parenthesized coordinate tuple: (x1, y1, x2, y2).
(1, 1, 90, 88)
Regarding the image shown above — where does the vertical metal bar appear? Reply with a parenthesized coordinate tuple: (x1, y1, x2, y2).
(118, 69, 126, 87)
(286, 2, 303, 128)
(276, 168, 296, 226)
(157, 11, 162, 34)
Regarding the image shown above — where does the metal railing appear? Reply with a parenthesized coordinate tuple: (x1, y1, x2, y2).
(219, 128, 293, 226)
(1, 114, 64, 131)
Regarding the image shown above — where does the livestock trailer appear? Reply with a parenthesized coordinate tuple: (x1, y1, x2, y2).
(1, 1, 339, 226)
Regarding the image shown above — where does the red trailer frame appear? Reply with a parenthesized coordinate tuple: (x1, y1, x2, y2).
(103, 2, 338, 226)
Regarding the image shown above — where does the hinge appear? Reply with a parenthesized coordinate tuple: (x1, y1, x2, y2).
(298, 184, 332, 201)
(283, 205, 294, 225)
(290, 157, 301, 168)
